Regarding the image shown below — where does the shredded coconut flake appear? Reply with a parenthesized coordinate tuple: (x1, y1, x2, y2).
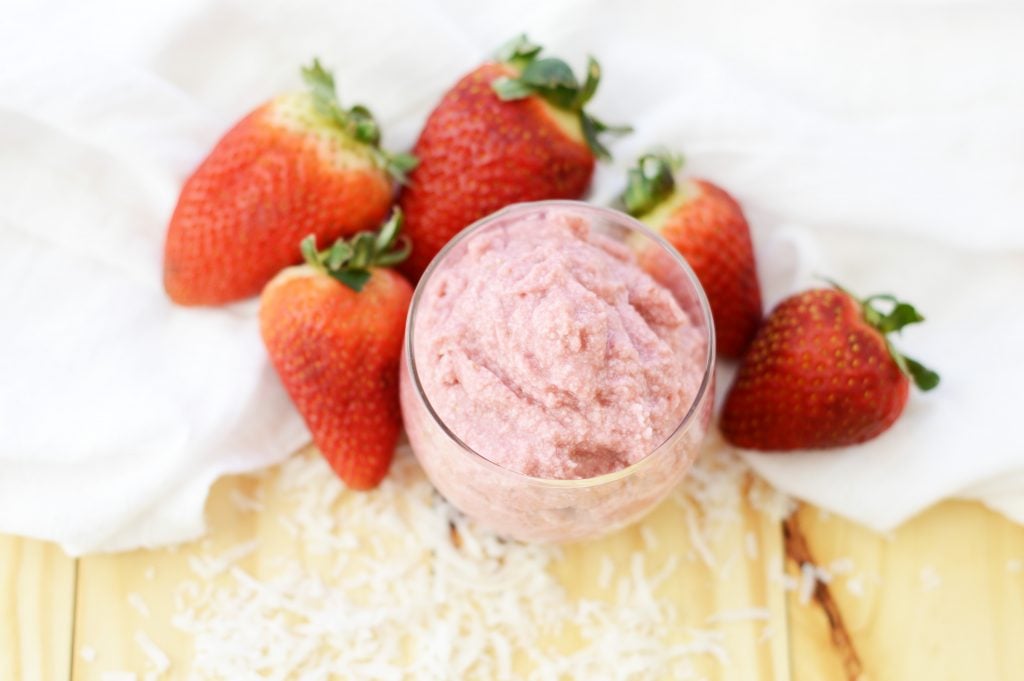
(641, 525, 659, 551)
(134, 631, 170, 676)
(744, 531, 758, 560)
(186, 540, 259, 581)
(154, 444, 787, 678)
(846, 575, 865, 598)
(798, 563, 817, 604)
(920, 565, 942, 592)
(746, 476, 796, 521)
(684, 504, 716, 569)
(789, 558, 848, 605)
(769, 560, 798, 591)
(127, 592, 150, 618)
(813, 565, 833, 584)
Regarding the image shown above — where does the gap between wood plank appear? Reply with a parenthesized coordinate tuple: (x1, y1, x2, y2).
(784, 511, 864, 681)
(68, 557, 79, 681)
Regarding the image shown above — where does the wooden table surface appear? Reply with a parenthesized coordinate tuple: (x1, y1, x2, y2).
(3, 444, 1022, 681)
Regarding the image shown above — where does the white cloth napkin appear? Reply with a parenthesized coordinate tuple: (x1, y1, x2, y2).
(2, 0, 1022, 554)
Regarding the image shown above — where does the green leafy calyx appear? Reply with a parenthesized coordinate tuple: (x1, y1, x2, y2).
(828, 282, 940, 391)
(490, 35, 631, 159)
(621, 151, 685, 216)
(301, 209, 410, 292)
(301, 59, 418, 184)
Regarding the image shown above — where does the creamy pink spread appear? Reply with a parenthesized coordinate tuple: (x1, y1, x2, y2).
(413, 209, 704, 479)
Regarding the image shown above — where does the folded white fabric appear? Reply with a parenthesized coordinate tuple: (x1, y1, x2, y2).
(1, 0, 1021, 554)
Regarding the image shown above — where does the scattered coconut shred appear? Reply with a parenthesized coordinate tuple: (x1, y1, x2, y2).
(160, 443, 795, 680)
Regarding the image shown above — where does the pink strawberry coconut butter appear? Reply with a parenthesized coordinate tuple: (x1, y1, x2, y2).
(401, 201, 714, 542)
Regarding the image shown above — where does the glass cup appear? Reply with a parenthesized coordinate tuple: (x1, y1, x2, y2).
(400, 200, 715, 543)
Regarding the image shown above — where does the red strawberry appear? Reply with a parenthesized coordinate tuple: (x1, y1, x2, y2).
(398, 34, 629, 279)
(259, 211, 414, 489)
(164, 60, 417, 306)
(720, 286, 940, 450)
(623, 152, 762, 357)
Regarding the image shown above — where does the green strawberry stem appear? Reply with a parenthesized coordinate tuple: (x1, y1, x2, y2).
(301, 59, 419, 184)
(621, 151, 685, 216)
(301, 209, 410, 292)
(490, 34, 632, 160)
(827, 281, 941, 391)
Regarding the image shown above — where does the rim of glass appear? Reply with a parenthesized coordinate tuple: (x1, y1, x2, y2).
(404, 199, 716, 488)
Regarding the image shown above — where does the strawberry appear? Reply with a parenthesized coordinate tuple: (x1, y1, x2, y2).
(398, 34, 629, 279)
(164, 60, 417, 306)
(259, 211, 413, 489)
(720, 286, 940, 451)
(622, 152, 762, 357)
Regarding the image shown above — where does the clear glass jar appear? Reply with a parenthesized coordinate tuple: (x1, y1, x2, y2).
(400, 200, 715, 543)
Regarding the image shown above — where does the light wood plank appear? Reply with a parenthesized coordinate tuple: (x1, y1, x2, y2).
(787, 500, 1024, 681)
(786, 581, 850, 681)
(551, 473, 790, 680)
(0, 535, 76, 681)
(71, 473, 264, 680)
(73, 449, 789, 679)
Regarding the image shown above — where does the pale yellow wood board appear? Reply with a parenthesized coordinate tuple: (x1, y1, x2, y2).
(71, 474, 267, 680)
(786, 582, 850, 681)
(70, 449, 789, 679)
(7, 452, 1023, 680)
(550, 476, 790, 681)
(787, 501, 1024, 681)
(0, 535, 76, 681)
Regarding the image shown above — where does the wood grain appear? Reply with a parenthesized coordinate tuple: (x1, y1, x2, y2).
(0, 535, 76, 681)
(71, 474, 265, 680)
(787, 501, 1024, 681)
(70, 450, 790, 679)
(550, 474, 790, 681)
(5, 457, 1023, 680)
